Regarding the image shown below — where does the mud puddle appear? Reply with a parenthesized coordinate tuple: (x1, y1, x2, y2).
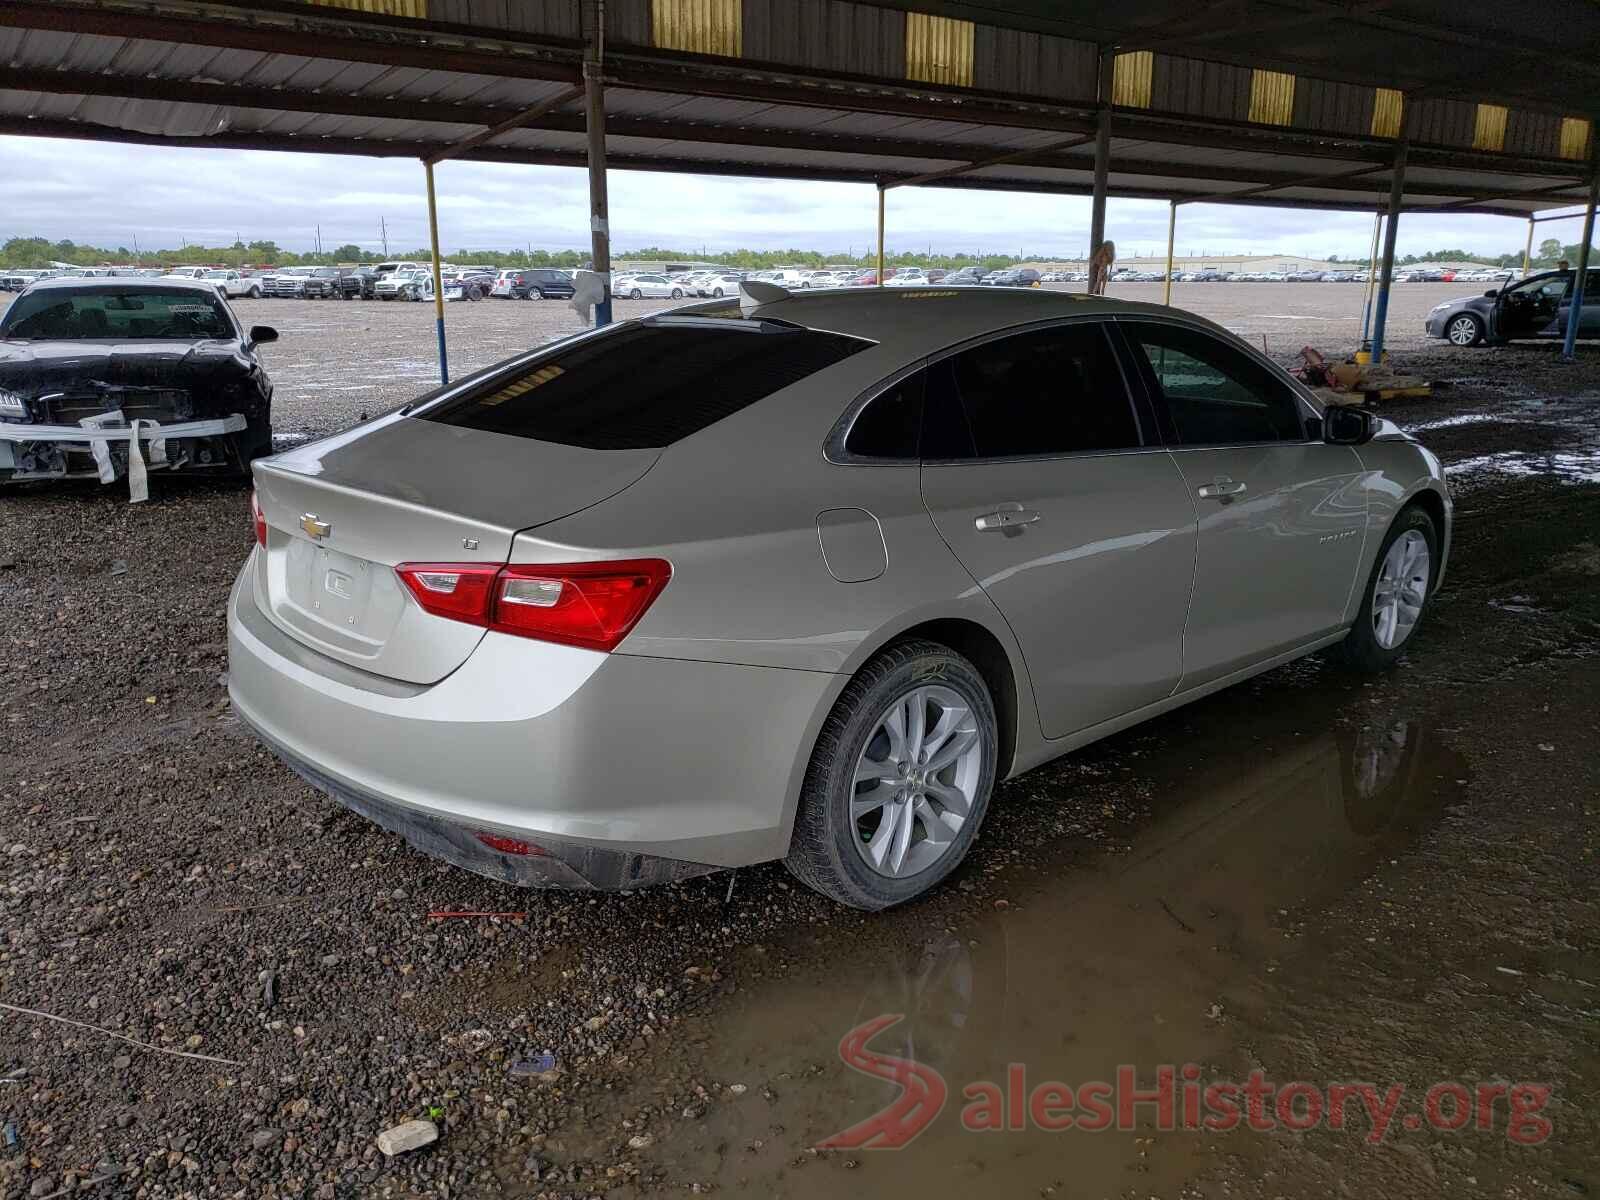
(1446, 448, 1600, 489)
(544, 719, 1466, 1197)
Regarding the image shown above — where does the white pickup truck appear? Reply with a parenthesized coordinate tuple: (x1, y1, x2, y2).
(198, 269, 264, 299)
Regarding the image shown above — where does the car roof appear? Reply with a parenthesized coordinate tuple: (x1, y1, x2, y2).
(22, 276, 221, 293)
(676, 286, 1233, 358)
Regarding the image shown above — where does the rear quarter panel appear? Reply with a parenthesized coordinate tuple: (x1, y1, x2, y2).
(512, 341, 1046, 794)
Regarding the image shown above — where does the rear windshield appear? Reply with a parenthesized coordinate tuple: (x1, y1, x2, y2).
(418, 319, 872, 449)
(1, 288, 234, 340)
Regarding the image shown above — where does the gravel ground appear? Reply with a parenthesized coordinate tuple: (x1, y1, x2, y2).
(0, 283, 1597, 1200)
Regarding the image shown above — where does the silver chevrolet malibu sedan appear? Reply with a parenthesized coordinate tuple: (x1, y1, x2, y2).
(229, 285, 1450, 908)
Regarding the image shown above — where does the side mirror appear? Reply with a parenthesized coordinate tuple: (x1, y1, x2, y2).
(1323, 404, 1376, 446)
(248, 325, 279, 347)
(1483, 289, 1499, 297)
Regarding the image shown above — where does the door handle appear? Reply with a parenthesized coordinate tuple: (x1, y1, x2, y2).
(975, 507, 1042, 532)
(1197, 480, 1247, 499)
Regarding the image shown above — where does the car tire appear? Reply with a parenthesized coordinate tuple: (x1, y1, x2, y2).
(248, 287, 262, 299)
(671, 288, 683, 299)
(785, 640, 998, 909)
(711, 287, 724, 297)
(1333, 504, 1439, 673)
(630, 288, 642, 299)
(1445, 312, 1484, 346)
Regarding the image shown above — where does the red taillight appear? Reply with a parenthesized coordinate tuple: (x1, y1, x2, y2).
(251, 490, 267, 547)
(474, 831, 548, 857)
(393, 563, 499, 625)
(394, 559, 671, 653)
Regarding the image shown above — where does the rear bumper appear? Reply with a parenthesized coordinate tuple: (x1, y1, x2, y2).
(226, 558, 832, 884)
(239, 709, 718, 889)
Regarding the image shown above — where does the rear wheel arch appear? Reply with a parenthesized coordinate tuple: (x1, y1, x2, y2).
(872, 618, 1021, 781)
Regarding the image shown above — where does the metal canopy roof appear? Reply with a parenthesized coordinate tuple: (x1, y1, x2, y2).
(0, 0, 1595, 216)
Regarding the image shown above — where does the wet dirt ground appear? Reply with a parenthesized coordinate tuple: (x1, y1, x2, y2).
(0, 283, 1597, 1200)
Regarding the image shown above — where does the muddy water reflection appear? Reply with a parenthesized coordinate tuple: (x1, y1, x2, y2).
(642, 723, 1465, 1197)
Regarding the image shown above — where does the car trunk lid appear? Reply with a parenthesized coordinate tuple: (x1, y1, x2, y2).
(252, 413, 659, 683)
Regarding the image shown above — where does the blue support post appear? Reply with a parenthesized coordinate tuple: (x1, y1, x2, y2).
(1560, 164, 1597, 362)
(1369, 136, 1408, 364)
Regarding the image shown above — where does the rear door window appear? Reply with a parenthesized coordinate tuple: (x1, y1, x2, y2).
(419, 319, 872, 449)
(920, 323, 1143, 459)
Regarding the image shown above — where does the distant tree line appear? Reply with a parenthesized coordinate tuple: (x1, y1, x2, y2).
(3, 233, 1591, 272)
(1325, 238, 1594, 270)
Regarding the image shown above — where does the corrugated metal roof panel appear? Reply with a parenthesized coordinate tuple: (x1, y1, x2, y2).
(0, 11, 1584, 218)
(607, 0, 652, 45)
(1472, 103, 1508, 152)
(743, 0, 904, 77)
(1247, 69, 1295, 127)
(1152, 55, 1250, 122)
(1291, 78, 1374, 138)
(972, 25, 1095, 103)
(1503, 108, 1560, 159)
(301, 0, 428, 18)
(429, 0, 581, 38)
(652, 0, 741, 57)
(1409, 97, 1476, 147)
(1559, 117, 1592, 161)
(904, 12, 973, 87)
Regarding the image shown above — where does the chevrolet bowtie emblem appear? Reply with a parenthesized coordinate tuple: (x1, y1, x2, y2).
(300, 513, 332, 540)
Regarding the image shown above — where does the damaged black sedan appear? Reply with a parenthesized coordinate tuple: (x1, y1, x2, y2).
(0, 278, 276, 498)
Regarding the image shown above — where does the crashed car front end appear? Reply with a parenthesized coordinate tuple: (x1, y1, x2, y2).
(0, 381, 261, 490)
(0, 285, 274, 498)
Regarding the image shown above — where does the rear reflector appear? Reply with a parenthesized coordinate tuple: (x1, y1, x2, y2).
(251, 490, 267, 548)
(474, 831, 548, 857)
(394, 558, 671, 653)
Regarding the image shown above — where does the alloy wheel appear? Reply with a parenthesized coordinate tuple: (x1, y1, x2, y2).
(1447, 315, 1480, 345)
(1372, 529, 1430, 650)
(850, 685, 982, 879)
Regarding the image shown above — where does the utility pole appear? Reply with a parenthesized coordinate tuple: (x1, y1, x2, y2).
(380, 217, 389, 258)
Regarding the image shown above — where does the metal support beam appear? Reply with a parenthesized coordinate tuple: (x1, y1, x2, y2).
(425, 84, 585, 166)
(1421, 178, 1590, 212)
(1369, 134, 1409, 364)
(876, 187, 887, 286)
(1181, 162, 1390, 208)
(423, 160, 448, 385)
(1560, 161, 1598, 362)
(1163, 201, 1176, 306)
(1523, 216, 1535, 277)
(1088, 47, 1112, 295)
(584, 60, 612, 327)
(880, 133, 1095, 191)
(1359, 210, 1384, 348)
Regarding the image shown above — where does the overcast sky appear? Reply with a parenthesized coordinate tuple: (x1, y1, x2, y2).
(3, 134, 1586, 261)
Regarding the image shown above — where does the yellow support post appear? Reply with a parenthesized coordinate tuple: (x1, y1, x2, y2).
(876, 186, 886, 286)
(1163, 201, 1177, 305)
(424, 159, 448, 384)
(1522, 215, 1535, 277)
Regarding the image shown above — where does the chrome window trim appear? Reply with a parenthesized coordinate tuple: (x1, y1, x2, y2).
(825, 314, 1151, 467)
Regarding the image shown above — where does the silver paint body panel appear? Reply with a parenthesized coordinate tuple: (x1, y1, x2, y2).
(227, 289, 1451, 876)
